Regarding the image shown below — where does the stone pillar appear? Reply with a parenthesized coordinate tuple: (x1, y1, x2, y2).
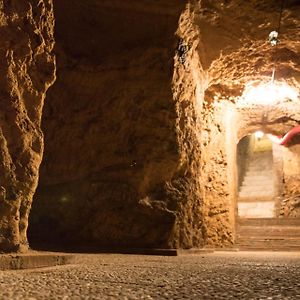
(0, 0, 55, 252)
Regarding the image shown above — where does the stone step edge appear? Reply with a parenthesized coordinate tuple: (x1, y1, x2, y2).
(0, 249, 215, 270)
(237, 218, 300, 226)
(236, 238, 300, 243)
(237, 233, 300, 236)
(237, 226, 300, 230)
(235, 247, 300, 251)
(238, 196, 274, 202)
(0, 252, 75, 271)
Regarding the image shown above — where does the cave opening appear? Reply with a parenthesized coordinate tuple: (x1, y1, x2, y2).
(234, 111, 300, 250)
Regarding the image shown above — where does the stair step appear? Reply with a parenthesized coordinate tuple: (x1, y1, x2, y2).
(246, 168, 273, 173)
(243, 175, 273, 181)
(236, 237, 300, 250)
(238, 191, 274, 198)
(237, 218, 300, 226)
(241, 185, 273, 190)
(248, 166, 273, 171)
(236, 246, 300, 251)
(239, 187, 273, 194)
(238, 197, 274, 203)
(241, 181, 273, 187)
(242, 180, 273, 186)
(237, 242, 300, 246)
(242, 177, 273, 183)
(237, 236, 300, 242)
(237, 227, 300, 237)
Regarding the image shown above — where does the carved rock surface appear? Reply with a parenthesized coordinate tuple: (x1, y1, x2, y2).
(0, 0, 55, 252)
(29, 0, 188, 248)
(29, 0, 300, 250)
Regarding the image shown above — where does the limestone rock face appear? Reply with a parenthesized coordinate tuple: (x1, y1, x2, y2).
(0, 0, 55, 252)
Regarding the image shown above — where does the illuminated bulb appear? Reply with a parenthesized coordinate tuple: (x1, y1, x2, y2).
(238, 81, 299, 106)
(255, 131, 264, 139)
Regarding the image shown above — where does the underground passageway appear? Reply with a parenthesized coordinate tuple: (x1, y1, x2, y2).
(25, 0, 300, 252)
(237, 132, 276, 220)
(1, 0, 300, 299)
(236, 131, 300, 250)
(0, 0, 300, 254)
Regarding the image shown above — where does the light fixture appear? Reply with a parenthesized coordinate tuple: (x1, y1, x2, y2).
(238, 1, 294, 107)
(255, 131, 264, 139)
(237, 81, 298, 106)
(269, 31, 279, 47)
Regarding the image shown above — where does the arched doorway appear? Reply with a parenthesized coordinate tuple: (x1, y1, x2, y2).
(237, 132, 276, 219)
(235, 131, 300, 250)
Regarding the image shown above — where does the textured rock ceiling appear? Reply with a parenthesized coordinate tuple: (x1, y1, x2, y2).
(53, 0, 184, 64)
(196, 0, 300, 101)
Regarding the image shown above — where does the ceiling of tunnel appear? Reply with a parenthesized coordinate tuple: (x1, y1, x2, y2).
(52, 0, 300, 133)
(53, 0, 185, 64)
(195, 0, 300, 105)
(192, 0, 300, 139)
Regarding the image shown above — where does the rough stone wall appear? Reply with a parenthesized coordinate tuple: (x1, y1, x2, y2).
(167, 4, 206, 248)
(28, 0, 300, 250)
(30, 0, 194, 248)
(237, 136, 251, 187)
(280, 145, 300, 218)
(199, 104, 236, 246)
(0, 0, 55, 252)
(30, 1, 223, 250)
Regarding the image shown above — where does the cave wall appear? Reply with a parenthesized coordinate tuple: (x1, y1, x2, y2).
(168, 4, 206, 248)
(30, 0, 207, 249)
(237, 136, 252, 188)
(31, 0, 235, 249)
(280, 145, 300, 217)
(199, 103, 236, 246)
(27, 0, 300, 250)
(0, 0, 55, 252)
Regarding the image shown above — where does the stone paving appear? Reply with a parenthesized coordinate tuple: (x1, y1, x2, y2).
(0, 251, 300, 299)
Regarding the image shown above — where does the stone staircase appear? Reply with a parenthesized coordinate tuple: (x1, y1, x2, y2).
(238, 151, 275, 219)
(236, 218, 300, 251)
(236, 150, 300, 250)
(239, 170, 274, 200)
(239, 151, 274, 202)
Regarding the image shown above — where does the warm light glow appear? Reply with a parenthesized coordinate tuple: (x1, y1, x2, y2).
(255, 131, 264, 139)
(266, 133, 281, 144)
(238, 81, 299, 106)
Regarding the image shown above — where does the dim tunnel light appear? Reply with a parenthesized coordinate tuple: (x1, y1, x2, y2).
(238, 81, 299, 106)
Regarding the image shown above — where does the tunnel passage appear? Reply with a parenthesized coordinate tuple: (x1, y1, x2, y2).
(237, 133, 276, 219)
(235, 124, 300, 250)
(25, 0, 300, 252)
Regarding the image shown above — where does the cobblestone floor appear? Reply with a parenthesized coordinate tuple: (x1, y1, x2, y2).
(0, 251, 299, 299)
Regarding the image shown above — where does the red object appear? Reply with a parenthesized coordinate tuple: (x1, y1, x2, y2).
(279, 125, 300, 146)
